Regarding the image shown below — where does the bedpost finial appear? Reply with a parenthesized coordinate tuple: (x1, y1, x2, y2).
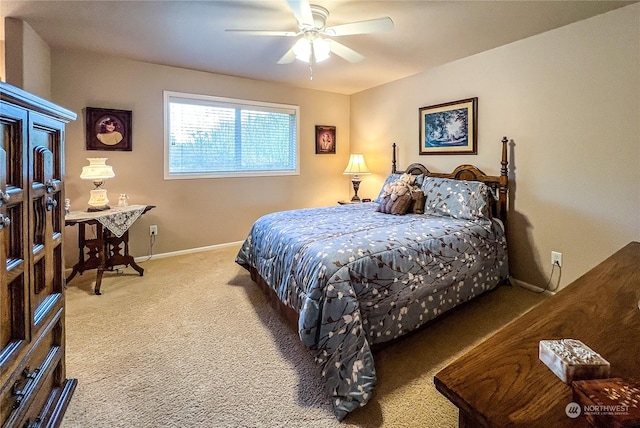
(392, 142, 397, 173)
(501, 137, 508, 175)
(498, 137, 509, 227)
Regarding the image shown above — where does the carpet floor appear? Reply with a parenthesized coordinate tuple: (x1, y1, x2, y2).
(61, 244, 546, 427)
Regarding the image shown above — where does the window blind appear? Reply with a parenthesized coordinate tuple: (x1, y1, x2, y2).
(164, 91, 299, 179)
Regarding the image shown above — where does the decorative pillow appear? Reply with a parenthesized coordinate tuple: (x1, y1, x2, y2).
(377, 177, 426, 215)
(411, 189, 426, 214)
(421, 177, 491, 220)
(377, 193, 413, 215)
(375, 173, 424, 203)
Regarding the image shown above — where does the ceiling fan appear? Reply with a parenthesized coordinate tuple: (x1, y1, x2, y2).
(225, 0, 394, 66)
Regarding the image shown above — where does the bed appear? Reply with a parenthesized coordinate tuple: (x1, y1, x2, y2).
(235, 137, 510, 420)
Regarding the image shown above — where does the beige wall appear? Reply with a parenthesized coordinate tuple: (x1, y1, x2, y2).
(51, 51, 351, 266)
(350, 4, 640, 289)
(4, 17, 51, 98)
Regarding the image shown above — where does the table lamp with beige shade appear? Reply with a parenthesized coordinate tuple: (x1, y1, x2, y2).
(343, 154, 370, 202)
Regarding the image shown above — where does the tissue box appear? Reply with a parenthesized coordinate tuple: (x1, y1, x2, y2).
(572, 378, 640, 428)
(539, 339, 610, 384)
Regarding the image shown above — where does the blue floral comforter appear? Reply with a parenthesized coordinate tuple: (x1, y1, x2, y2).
(235, 202, 508, 420)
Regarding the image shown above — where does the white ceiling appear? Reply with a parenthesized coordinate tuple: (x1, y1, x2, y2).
(1, 0, 636, 94)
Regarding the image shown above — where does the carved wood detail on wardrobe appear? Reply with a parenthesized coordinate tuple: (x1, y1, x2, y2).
(1, 82, 77, 427)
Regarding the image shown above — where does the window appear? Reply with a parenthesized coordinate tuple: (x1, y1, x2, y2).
(164, 91, 299, 179)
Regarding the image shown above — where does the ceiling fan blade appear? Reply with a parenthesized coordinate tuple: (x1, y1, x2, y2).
(277, 47, 297, 64)
(225, 29, 298, 37)
(325, 17, 394, 36)
(328, 40, 364, 63)
(286, 0, 314, 27)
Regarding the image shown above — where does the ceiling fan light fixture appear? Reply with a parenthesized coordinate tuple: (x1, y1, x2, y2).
(227, 2, 393, 68)
(313, 38, 330, 62)
(293, 36, 330, 63)
(293, 37, 312, 62)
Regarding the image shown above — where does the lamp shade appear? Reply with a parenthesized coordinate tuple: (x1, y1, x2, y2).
(80, 158, 115, 181)
(343, 154, 370, 175)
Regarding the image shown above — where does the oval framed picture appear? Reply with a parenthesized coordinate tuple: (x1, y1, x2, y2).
(86, 107, 132, 151)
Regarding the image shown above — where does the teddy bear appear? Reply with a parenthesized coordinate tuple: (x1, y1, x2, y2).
(383, 173, 415, 200)
(377, 174, 425, 215)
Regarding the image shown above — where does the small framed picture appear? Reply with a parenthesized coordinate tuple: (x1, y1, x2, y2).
(419, 97, 477, 155)
(85, 107, 132, 151)
(315, 125, 336, 154)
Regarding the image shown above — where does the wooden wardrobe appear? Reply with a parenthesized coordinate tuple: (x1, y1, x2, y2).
(1, 82, 77, 427)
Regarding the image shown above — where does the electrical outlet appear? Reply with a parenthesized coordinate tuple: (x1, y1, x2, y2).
(551, 251, 562, 267)
(150, 225, 158, 236)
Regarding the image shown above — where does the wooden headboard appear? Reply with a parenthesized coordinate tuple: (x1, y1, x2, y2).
(392, 136, 509, 225)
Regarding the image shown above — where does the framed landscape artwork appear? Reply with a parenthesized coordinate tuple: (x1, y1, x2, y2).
(315, 125, 336, 154)
(419, 97, 477, 155)
(86, 107, 132, 151)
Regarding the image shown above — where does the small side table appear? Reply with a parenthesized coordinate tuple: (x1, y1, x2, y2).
(65, 204, 155, 294)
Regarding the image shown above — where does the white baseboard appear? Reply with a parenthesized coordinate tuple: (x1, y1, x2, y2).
(64, 241, 245, 275)
(510, 277, 556, 296)
(134, 241, 244, 262)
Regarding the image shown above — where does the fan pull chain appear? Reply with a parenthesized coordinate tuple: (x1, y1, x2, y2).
(309, 43, 315, 80)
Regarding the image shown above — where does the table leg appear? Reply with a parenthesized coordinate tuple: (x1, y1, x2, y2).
(66, 223, 86, 284)
(105, 229, 144, 277)
(94, 269, 105, 295)
(94, 224, 109, 295)
(129, 258, 144, 276)
(66, 222, 103, 284)
(66, 266, 79, 284)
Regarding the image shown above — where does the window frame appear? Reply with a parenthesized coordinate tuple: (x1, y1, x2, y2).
(163, 90, 300, 180)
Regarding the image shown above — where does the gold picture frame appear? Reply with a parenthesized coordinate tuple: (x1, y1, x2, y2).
(419, 97, 477, 155)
